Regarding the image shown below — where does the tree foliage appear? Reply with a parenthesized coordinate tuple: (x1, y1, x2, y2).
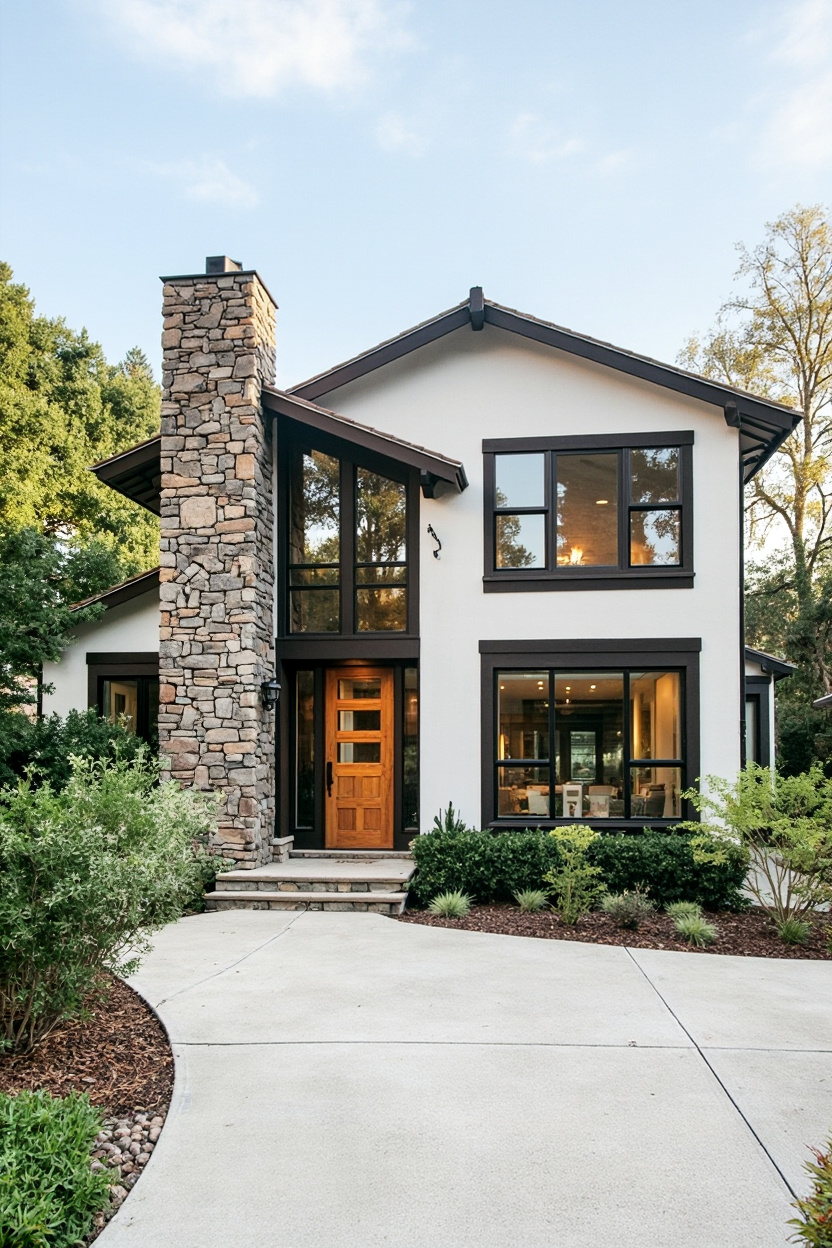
(0, 261, 160, 570)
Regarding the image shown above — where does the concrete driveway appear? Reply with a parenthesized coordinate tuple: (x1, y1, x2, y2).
(99, 912, 832, 1247)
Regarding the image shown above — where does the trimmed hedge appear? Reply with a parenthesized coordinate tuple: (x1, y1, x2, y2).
(0, 1089, 111, 1247)
(587, 830, 749, 911)
(410, 828, 749, 912)
(409, 830, 562, 906)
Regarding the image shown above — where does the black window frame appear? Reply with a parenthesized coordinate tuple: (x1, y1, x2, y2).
(483, 431, 694, 592)
(86, 652, 159, 745)
(479, 638, 700, 829)
(744, 676, 772, 768)
(278, 419, 420, 638)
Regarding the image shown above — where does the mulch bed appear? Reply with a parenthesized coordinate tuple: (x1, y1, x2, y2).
(398, 904, 832, 958)
(0, 974, 173, 1116)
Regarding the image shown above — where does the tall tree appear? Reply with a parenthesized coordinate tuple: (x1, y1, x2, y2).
(680, 205, 832, 601)
(0, 262, 160, 576)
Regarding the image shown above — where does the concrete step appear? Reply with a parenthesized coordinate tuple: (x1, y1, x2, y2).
(215, 875, 408, 893)
(205, 890, 408, 915)
(288, 849, 414, 860)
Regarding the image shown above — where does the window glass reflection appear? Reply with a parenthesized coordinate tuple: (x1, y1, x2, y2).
(629, 767, 682, 817)
(554, 673, 624, 806)
(630, 448, 679, 503)
(403, 667, 419, 829)
(295, 671, 315, 828)
(356, 469, 406, 563)
(629, 671, 681, 760)
(495, 453, 545, 509)
(557, 454, 618, 566)
(498, 673, 549, 760)
(496, 513, 546, 568)
(630, 510, 681, 566)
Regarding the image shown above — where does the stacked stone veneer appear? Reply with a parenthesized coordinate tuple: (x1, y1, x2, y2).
(158, 270, 276, 867)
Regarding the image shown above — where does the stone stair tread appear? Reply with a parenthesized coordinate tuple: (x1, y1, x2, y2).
(209, 890, 407, 902)
(288, 849, 414, 860)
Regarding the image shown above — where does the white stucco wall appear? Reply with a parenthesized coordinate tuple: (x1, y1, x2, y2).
(317, 325, 742, 829)
(42, 590, 160, 719)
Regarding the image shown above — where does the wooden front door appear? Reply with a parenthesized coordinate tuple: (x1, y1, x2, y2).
(325, 667, 394, 850)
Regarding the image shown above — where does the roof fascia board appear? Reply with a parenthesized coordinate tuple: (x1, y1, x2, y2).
(291, 304, 470, 402)
(744, 645, 797, 679)
(71, 568, 160, 613)
(262, 388, 466, 490)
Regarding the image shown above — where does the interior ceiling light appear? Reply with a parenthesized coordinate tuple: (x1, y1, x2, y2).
(596, 499, 609, 505)
(590, 684, 596, 690)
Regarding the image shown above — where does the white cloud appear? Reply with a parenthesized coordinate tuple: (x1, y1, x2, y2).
(90, 0, 412, 98)
(510, 113, 583, 165)
(753, 0, 832, 169)
(593, 148, 635, 176)
(146, 157, 260, 208)
(375, 111, 426, 156)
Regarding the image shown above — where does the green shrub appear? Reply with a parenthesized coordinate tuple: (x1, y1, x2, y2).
(588, 829, 748, 911)
(673, 914, 718, 947)
(665, 900, 703, 921)
(544, 825, 606, 924)
(409, 830, 562, 906)
(789, 1135, 832, 1246)
(777, 918, 812, 946)
(428, 890, 473, 918)
(0, 707, 146, 791)
(680, 765, 832, 926)
(0, 1089, 111, 1247)
(0, 751, 219, 1053)
(513, 888, 549, 913)
(601, 889, 656, 930)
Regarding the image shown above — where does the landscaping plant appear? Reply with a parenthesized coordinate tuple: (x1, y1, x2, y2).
(0, 1089, 111, 1248)
(665, 900, 703, 921)
(588, 829, 748, 911)
(431, 803, 473, 834)
(788, 1134, 832, 1247)
(0, 751, 219, 1053)
(777, 918, 812, 947)
(513, 888, 549, 913)
(601, 889, 656, 930)
(673, 913, 718, 947)
(543, 825, 606, 924)
(410, 829, 562, 906)
(0, 707, 145, 791)
(680, 764, 832, 928)
(427, 890, 472, 919)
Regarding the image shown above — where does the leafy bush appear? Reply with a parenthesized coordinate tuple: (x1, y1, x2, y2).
(409, 830, 562, 906)
(601, 889, 656, 930)
(789, 1134, 832, 1246)
(680, 765, 832, 926)
(673, 914, 718, 947)
(514, 888, 549, 913)
(665, 900, 703, 921)
(0, 707, 146, 790)
(588, 829, 748, 911)
(778, 918, 811, 946)
(544, 825, 606, 924)
(0, 1089, 111, 1247)
(428, 891, 472, 918)
(0, 751, 218, 1053)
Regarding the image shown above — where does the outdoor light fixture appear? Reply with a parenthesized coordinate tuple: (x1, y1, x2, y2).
(260, 678, 282, 709)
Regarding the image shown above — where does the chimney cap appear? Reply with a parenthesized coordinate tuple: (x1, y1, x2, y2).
(206, 255, 243, 274)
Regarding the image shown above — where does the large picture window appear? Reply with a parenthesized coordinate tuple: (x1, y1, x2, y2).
(480, 640, 700, 826)
(285, 434, 416, 636)
(484, 433, 693, 591)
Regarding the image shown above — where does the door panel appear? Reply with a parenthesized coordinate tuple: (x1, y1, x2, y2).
(325, 667, 394, 849)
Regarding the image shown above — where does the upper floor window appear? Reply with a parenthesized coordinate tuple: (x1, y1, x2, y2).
(484, 432, 693, 591)
(285, 435, 415, 635)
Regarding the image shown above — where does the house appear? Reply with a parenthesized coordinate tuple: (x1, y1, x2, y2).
(43, 256, 801, 870)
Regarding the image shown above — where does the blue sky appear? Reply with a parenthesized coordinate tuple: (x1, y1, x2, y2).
(1, 0, 830, 387)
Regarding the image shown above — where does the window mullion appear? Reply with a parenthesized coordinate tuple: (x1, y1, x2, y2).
(341, 458, 355, 634)
(549, 452, 557, 572)
(620, 448, 629, 570)
(623, 669, 632, 819)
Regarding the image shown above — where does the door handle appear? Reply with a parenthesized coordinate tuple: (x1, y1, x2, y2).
(326, 761, 333, 797)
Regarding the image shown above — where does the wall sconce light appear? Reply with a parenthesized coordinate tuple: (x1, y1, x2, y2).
(260, 678, 282, 709)
(427, 523, 442, 559)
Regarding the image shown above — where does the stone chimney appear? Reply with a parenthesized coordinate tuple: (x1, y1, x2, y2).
(158, 257, 277, 866)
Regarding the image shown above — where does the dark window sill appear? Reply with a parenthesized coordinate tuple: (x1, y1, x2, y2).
(483, 573, 694, 593)
(486, 818, 693, 832)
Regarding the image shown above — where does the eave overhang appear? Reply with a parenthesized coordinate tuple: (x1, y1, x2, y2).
(71, 567, 160, 613)
(745, 645, 797, 681)
(90, 436, 161, 516)
(261, 386, 467, 494)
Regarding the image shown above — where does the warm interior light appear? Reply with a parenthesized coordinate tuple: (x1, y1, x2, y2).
(565, 698, 570, 704)
(569, 546, 583, 564)
(590, 684, 596, 690)
(565, 686, 571, 691)
(595, 499, 609, 505)
(500, 684, 505, 690)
